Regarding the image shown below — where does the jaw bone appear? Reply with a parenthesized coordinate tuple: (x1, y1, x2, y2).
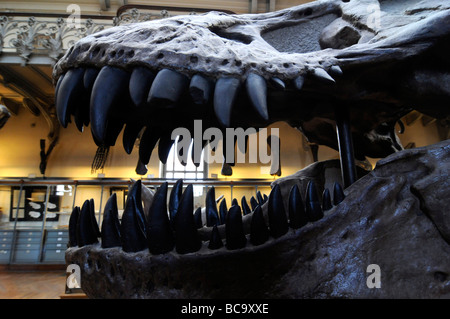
(56, 0, 450, 298)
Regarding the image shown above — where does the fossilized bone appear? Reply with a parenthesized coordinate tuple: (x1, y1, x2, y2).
(57, 0, 450, 298)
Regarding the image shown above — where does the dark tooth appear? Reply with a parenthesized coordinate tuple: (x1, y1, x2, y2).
(169, 179, 183, 224)
(191, 138, 208, 167)
(122, 122, 144, 155)
(293, 75, 305, 90)
(241, 196, 252, 216)
(135, 158, 148, 175)
(139, 126, 160, 165)
(333, 182, 346, 205)
(56, 68, 85, 128)
(127, 180, 147, 232)
(329, 65, 343, 77)
(147, 69, 189, 107)
(246, 72, 269, 121)
(250, 205, 269, 246)
(129, 66, 155, 107)
(90, 66, 130, 144)
(312, 68, 335, 84)
(322, 188, 333, 211)
(221, 162, 233, 176)
(250, 196, 258, 211)
(263, 194, 268, 203)
(81, 67, 100, 128)
(173, 184, 202, 254)
(68, 206, 80, 247)
(194, 207, 203, 229)
(268, 184, 289, 238)
(120, 196, 147, 253)
(305, 180, 324, 222)
(213, 77, 241, 127)
(189, 74, 213, 105)
(219, 198, 228, 225)
(231, 198, 239, 207)
(158, 134, 174, 164)
(205, 187, 220, 227)
(76, 200, 99, 247)
(225, 205, 247, 250)
(101, 193, 122, 248)
(288, 184, 308, 229)
(269, 77, 285, 90)
(147, 182, 175, 255)
(89, 198, 101, 237)
(256, 190, 264, 205)
(208, 225, 224, 250)
(54, 73, 65, 107)
(103, 117, 125, 147)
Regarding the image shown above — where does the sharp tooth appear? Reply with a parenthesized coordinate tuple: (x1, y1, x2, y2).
(122, 122, 144, 154)
(194, 207, 203, 229)
(250, 196, 258, 211)
(241, 196, 252, 216)
(120, 196, 147, 253)
(127, 180, 147, 232)
(231, 198, 239, 207)
(169, 179, 183, 224)
(76, 200, 99, 247)
(256, 190, 264, 205)
(81, 67, 100, 128)
(189, 74, 213, 105)
(329, 65, 343, 77)
(293, 75, 305, 90)
(147, 69, 189, 107)
(101, 193, 122, 248)
(129, 67, 155, 107)
(333, 182, 345, 205)
(89, 198, 101, 237)
(90, 66, 130, 144)
(173, 184, 202, 254)
(269, 77, 285, 90)
(305, 180, 324, 222)
(225, 205, 246, 250)
(205, 187, 220, 227)
(158, 134, 175, 164)
(219, 198, 228, 225)
(312, 68, 335, 84)
(268, 184, 288, 238)
(68, 206, 80, 247)
(288, 184, 308, 229)
(208, 225, 224, 250)
(139, 126, 160, 165)
(213, 77, 241, 127)
(246, 73, 269, 120)
(322, 188, 332, 211)
(103, 117, 125, 147)
(54, 73, 65, 107)
(147, 182, 174, 255)
(56, 68, 85, 128)
(250, 205, 269, 246)
(263, 194, 268, 203)
(191, 138, 208, 167)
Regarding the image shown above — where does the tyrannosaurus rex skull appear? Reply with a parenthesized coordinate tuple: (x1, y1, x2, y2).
(57, 0, 450, 298)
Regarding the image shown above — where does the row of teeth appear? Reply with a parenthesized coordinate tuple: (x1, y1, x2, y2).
(55, 65, 342, 166)
(68, 179, 346, 254)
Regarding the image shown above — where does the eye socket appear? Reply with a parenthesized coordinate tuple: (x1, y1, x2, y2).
(209, 27, 253, 44)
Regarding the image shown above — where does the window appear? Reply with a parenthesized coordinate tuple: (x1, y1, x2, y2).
(161, 138, 207, 197)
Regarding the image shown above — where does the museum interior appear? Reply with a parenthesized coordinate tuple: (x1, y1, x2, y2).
(0, 0, 448, 299)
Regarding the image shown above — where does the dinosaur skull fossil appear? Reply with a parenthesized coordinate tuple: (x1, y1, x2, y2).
(57, 0, 450, 298)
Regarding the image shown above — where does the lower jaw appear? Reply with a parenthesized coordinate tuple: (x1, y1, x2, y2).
(65, 140, 450, 299)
